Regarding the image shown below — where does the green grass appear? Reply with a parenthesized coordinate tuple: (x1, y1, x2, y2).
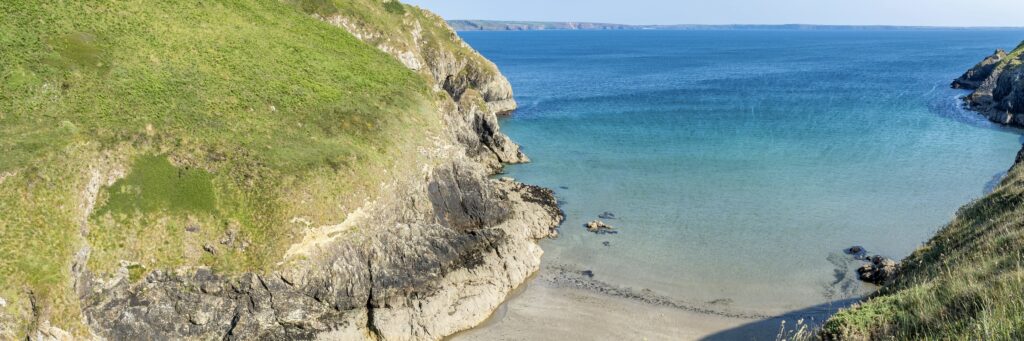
(95, 155, 216, 216)
(309, 0, 501, 82)
(383, 1, 406, 15)
(0, 0, 446, 337)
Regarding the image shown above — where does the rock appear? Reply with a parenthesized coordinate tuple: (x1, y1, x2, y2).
(952, 49, 1007, 90)
(82, 170, 565, 341)
(585, 220, 618, 235)
(957, 44, 1024, 127)
(856, 255, 899, 285)
(844, 245, 867, 260)
(202, 244, 217, 255)
(219, 229, 236, 245)
(185, 224, 200, 233)
(581, 270, 595, 278)
(31, 321, 72, 341)
(598, 211, 616, 219)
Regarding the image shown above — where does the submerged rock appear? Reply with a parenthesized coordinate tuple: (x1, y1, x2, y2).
(585, 220, 617, 234)
(602, 241, 611, 247)
(598, 211, 616, 219)
(856, 255, 899, 285)
(581, 270, 595, 278)
(844, 245, 868, 260)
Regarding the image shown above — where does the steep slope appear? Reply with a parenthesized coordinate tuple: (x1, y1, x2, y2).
(0, 1, 560, 340)
(821, 43, 1024, 340)
(312, 0, 528, 170)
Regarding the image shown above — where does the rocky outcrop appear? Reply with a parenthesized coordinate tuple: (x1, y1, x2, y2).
(82, 172, 562, 340)
(450, 91, 529, 171)
(958, 43, 1024, 126)
(73, 4, 562, 341)
(952, 49, 1006, 90)
(855, 256, 899, 285)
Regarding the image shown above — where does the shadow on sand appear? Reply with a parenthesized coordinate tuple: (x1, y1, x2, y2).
(700, 298, 861, 341)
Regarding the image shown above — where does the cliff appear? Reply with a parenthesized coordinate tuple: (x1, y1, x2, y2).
(821, 43, 1024, 340)
(0, 1, 560, 340)
(955, 42, 1024, 126)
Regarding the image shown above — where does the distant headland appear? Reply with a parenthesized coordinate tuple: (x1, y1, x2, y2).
(448, 20, 1024, 31)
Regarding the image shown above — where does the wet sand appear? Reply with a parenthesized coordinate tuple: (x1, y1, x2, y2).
(447, 259, 854, 341)
(449, 278, 764, 340)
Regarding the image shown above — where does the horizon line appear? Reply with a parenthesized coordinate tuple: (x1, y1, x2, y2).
(446, 19, 1024, 30)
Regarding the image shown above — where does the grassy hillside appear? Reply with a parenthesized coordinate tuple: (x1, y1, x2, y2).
(0, 0, 441, 336)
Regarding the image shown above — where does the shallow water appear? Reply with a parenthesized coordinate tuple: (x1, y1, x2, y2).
(462, 30, 1024, 316)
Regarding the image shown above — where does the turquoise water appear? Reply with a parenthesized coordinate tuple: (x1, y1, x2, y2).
(462, 30, 1024, 316)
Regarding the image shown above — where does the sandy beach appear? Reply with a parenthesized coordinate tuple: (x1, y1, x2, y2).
(447, 260, 848, 341)
(449, 278, 769, 340)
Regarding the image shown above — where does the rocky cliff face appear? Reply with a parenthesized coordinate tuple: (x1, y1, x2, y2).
(82, 176, 560, 340)
(956, 43, 1024, 126)
(952, 49, 1007, 90)
(34, 3, 562, 341)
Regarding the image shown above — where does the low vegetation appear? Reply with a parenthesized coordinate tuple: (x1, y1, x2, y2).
(0, 0, 442, 336)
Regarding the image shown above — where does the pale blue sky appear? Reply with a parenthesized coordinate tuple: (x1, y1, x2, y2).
(402, 0, 1024, 27)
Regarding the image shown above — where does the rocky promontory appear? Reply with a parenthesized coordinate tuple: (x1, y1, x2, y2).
(956, 43, 1024, 126)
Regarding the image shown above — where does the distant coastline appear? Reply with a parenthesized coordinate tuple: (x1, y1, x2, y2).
(448, 20, 1024, 32)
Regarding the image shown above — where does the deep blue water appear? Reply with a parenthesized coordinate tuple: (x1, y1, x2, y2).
(462, 30, 1024, 316)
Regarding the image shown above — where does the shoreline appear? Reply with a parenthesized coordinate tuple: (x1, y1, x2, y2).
(450, 276, 762, 340)
(451, 258, 859, 340)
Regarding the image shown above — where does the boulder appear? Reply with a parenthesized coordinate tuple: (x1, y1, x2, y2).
(856, 255, 899, 285)
(585, 220, 617, 235)
(844, 245, 868, 260)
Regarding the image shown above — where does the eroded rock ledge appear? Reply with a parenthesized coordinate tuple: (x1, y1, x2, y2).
(83, 176, 562, 340)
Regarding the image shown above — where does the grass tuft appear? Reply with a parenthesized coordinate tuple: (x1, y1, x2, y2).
(95, 155, 216, 216)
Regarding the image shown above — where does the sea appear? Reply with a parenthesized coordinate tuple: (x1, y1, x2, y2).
(461, 29, 1024, 321)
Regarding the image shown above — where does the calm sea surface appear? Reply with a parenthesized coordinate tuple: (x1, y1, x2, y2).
(461, 30, 1024, 316)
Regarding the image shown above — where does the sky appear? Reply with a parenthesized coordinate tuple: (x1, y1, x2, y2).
(401, 0, 1024, 27)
